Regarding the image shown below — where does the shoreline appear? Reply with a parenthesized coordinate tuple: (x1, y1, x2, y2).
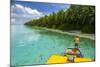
(26, 25, 95, 40)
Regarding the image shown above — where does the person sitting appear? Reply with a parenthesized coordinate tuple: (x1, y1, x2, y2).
(66, 48, 80, 62)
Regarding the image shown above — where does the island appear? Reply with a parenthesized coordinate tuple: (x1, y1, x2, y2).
(24, 5, 95, 34)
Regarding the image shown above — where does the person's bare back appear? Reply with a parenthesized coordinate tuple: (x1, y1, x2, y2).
(74, 35, 80, 48)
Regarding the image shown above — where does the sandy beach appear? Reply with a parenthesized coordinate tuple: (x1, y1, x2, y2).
(31, 26, 95, 40)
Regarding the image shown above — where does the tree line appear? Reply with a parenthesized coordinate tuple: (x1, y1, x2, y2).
(24, 5, 95, 33)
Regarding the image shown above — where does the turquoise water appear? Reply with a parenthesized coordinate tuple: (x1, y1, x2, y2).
(11, 25, 95, 66)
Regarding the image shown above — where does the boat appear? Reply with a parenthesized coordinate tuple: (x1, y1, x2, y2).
(46, 48, 92, 64)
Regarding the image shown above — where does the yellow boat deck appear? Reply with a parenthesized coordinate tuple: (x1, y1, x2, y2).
(46, 55, 92, 64)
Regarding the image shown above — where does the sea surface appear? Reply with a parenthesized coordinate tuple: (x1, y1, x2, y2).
(11, 25, 95, 66)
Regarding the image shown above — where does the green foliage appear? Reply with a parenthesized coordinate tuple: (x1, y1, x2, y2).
(24, 5, 95, 33)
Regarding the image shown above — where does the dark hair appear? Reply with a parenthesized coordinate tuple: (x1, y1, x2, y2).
(72, 48, 77, 52)
(75, 35, 79, 38)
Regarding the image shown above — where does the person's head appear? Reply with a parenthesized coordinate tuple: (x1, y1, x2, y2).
(72, 48, 77, 52)
(74, 35, 79, 38)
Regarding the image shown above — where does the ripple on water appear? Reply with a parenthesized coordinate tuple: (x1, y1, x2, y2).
(11, 25, 95, 66)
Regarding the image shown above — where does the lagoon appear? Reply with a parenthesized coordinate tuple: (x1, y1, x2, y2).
(11, 25, 95, 66)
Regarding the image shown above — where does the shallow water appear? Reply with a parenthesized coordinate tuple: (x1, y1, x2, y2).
(11, 25, 95, 66)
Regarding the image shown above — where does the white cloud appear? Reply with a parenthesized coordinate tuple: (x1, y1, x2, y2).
(15, 4, 24, 9)
(11, 18, 16, 23)
(24, 7, 42, 15)
(11, 4, 44, 24)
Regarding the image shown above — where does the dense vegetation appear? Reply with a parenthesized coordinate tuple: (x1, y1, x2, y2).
(24, 5, 95, 33)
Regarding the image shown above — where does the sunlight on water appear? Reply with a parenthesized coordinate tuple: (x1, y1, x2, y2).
(11, 25, 95, 66)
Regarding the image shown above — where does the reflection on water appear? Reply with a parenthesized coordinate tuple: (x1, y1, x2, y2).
(11, 25, 95, 66)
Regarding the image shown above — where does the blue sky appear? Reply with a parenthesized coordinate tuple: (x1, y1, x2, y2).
(11, 1, 70, 24)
